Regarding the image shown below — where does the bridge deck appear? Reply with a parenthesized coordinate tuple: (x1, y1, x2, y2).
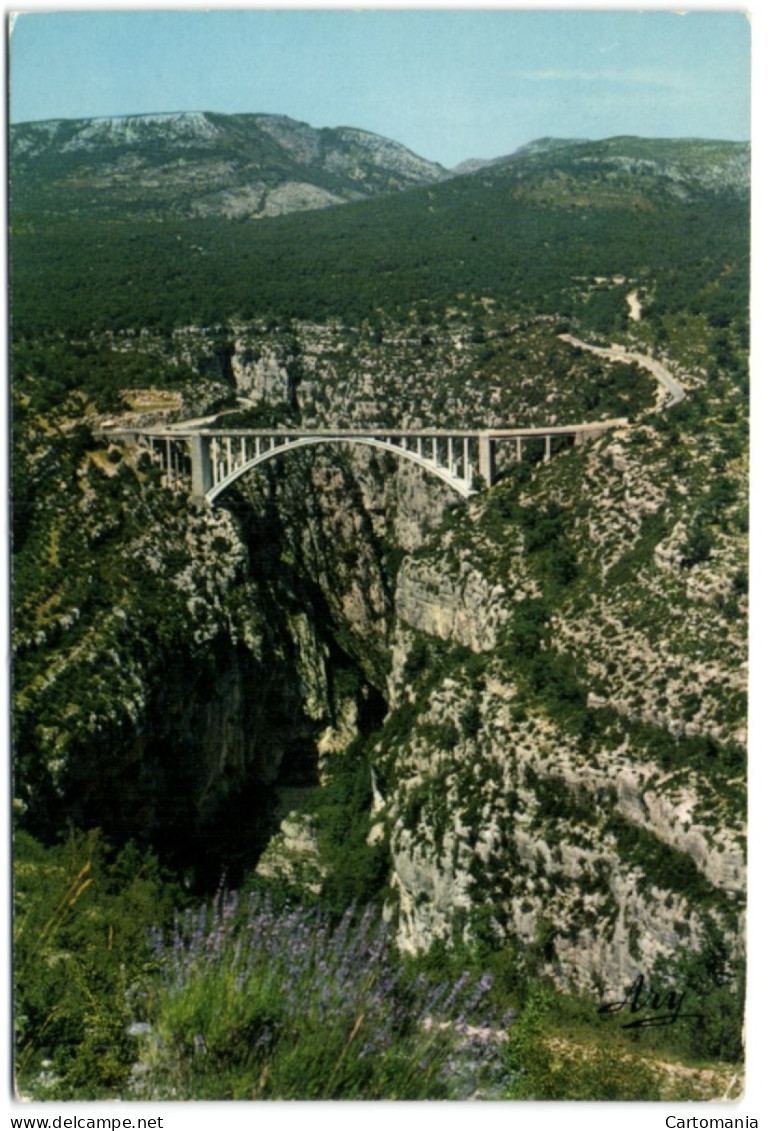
(92, 334, 688, 506)
(123, 421, 627, 440)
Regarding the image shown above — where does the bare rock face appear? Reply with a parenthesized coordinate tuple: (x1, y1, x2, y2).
(89, 329, 743, 993)
(192, 181, 351, 221)
(15, 299, 745, 995)
(255, 812, 326, 893)
(376, 667, 745, 991)
(360, 398, 745, 991)
(230, 344, 292, 403)
(11, 111, 449, 221)
(393, 556, 510, 654)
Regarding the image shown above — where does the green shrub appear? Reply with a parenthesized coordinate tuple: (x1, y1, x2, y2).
(13, 829, 182, 1099)
(651, 917, 746, 1063)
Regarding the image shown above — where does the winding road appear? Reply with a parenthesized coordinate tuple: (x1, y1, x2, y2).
(100, 333, 688, 503)
(558, 334, 686, 408)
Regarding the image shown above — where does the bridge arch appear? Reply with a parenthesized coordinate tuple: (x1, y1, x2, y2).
(206, 435, 476, 503)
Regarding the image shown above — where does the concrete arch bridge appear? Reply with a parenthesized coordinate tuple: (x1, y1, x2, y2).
(94, 422, 625, 504)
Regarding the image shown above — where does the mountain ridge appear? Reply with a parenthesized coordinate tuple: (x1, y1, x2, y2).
(11, 110, 749, 223)
(10, 109, 450, 220)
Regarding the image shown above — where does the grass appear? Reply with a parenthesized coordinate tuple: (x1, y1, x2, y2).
(130, 891, 512, 1100)
(502, 983, 743, 1101)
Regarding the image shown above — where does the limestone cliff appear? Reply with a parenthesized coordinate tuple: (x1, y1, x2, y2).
(368, 396, 745, 990)
(13, 311, 746, 990)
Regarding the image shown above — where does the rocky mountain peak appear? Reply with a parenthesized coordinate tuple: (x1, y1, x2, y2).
(10, 110, 450, 220)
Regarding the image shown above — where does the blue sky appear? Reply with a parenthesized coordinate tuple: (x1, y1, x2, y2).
(9, 6, 751, 168)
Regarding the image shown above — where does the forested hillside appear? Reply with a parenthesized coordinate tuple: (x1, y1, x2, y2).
(11, 134, 748, 338)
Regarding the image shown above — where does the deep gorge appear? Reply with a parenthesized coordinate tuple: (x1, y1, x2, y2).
(10, 113, 750, 1099)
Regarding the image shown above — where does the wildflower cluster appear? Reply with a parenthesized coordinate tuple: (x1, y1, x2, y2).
(132, 891, 509, 1099)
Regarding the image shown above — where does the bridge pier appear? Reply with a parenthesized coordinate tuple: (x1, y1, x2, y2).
(479, 434, 497, 487)
(189, 433, 213, 497)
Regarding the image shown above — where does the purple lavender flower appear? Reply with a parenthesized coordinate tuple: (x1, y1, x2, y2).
(142, 892, 509, 1099)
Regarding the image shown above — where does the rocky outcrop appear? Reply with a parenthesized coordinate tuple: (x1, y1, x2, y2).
(377, 667, 745, 991)
(230, 342, 293, 404)
(255, 811, 326, 893)
(393, 555, 510, 654)
(14, 307, 746, 991)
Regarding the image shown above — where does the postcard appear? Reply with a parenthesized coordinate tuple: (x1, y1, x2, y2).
(6, 4, 753, 1121)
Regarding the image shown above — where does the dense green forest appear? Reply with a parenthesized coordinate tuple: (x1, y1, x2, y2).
(11, 152, 748, 341)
